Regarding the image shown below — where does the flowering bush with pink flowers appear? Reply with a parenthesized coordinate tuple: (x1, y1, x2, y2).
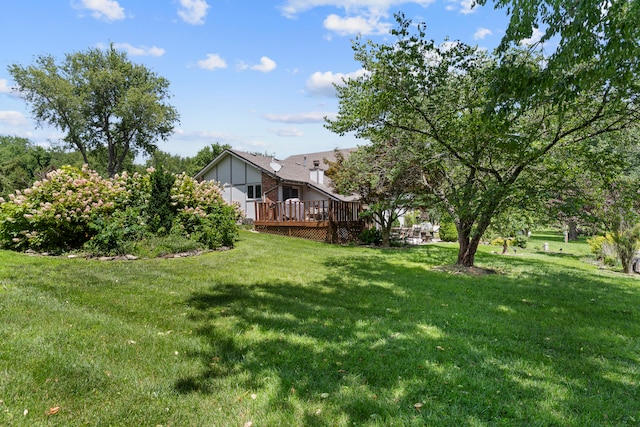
(0, 165, 241, 254)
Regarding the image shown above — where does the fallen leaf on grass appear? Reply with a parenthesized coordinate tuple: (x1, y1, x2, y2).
(320, 393, 330, 399)
(46, 406, 60, 415)
(414, 402, 423, 412)
(436, 346, 445, 351)
(244, 421, 253, 427)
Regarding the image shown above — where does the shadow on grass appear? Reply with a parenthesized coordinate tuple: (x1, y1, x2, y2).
(178, 244, 640, 425)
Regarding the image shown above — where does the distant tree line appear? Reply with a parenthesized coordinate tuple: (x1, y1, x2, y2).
(0, 135, 229, 198)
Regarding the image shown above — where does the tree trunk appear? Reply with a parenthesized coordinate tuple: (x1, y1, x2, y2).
(455, 214, 493, 267)
(568, 221, 578, 241)
(502, 239, 509, 254)
(381, 225, 391, 247)
(457, 227, 482, 267)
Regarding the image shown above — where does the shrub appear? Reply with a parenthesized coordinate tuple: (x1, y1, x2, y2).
(0, 166, 240, 254)
(438, 221, 458, 242)
(183, 203, 240, 249)
(147, 168, 175, 235)
(513, 234, 528, 248)
(84, 208, 147, 256)
(587, 234, 615, 260)
(0, 165, 125, 253)
(491, 237, 508, 247)
(359, 227, 383, 245)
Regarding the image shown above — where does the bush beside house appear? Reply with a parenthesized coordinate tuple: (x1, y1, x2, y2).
(0, 165, 241, 256)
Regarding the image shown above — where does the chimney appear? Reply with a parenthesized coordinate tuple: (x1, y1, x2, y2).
(310, 159, 324, 184)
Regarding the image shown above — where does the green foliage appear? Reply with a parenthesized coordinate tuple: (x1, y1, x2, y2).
(491, 237, 507, 247)
(612, 224, 640, 274)
(145, 150, 192, 175)
(128, 232, 203, 258)
(513, 234, 528, 249)
(0, 165, 124, 252)
(438, 220, 458, 242)
(8, 44, 179, 177)
(0, 135, 51, 197)
(182, 203, 239, 249)
(327, 143, 422, 246)
(326, 14, 640, 266)
(147, 167, 176, 235)
(402, 211, 420, 228)
(587, 234, 615, 260)
(0, 165, 239, 255)
(358, 227, 383, 245)
(84, 208, 147, 256)
(479, 0, 640, 101)
(186, 143, 231, 176)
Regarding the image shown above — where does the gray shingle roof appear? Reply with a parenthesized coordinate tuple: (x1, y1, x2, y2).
(197, 148, 357, 201)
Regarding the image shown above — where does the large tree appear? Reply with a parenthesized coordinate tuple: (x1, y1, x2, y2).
(327, 15, 640, 266)
(9, 45, 179, 177)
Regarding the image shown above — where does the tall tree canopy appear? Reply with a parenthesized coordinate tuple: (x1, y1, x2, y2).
(327, 14, 640, 266)
(480, 0, 639, 93)
(9, 45, 179, 177)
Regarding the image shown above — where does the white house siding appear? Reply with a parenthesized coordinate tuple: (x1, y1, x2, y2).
(231, 156, 245, 183)
(201, 154, 263, 220)
(303, 187, 328, 202)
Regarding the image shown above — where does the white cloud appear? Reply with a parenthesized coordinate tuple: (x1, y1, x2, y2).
(178, 0, 210, 25)
(269, 127, 304, 137)
(237, 57, 277, 72)
(251, 56, 277, 73)
(280, 0, 435, 18)
(0, 79, 12, 94)
(520, 27, 544, 46)
(264, 111, 337, 124)
(280, 1, 435, 36)
(197, 54, 227, 70)
(0, 111, 27, 127)
(474, 27, 492, 40)
(446, 0, 476, 14)
(110, 43, 165, 57)
(306, 69, 368, 97)
(323, 14, 391, 36)
(73, 0, 125, 21)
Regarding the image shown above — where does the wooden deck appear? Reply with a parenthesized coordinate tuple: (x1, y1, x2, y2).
(254, 199, 365, 243)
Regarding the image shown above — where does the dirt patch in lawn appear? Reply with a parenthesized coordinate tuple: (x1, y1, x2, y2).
(433, 264, 499, 276)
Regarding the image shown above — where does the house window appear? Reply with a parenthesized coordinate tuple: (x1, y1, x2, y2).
(283, 186, 299, 200)
(247, 184, 262, 200)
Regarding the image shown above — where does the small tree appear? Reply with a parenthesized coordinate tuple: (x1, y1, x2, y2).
(147, 167, 176, 235)
(326, 141, 422, 247)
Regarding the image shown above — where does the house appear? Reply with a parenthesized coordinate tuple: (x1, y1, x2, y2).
(194, 148, 365, 242)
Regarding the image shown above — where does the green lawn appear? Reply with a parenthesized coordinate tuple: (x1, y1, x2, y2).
(1, 231, 638, 426)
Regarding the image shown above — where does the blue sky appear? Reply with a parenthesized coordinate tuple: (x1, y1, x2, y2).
(0, 0, 525, 159)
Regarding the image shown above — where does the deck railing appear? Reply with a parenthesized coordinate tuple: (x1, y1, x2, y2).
(255, 199, 363, 225)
